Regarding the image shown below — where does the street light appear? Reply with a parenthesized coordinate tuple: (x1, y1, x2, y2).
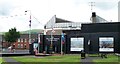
(25, 10, 32, 54)
(50, 24, 55, 54)
(25, 10, 31, 44)
(50, 28, 54, 54)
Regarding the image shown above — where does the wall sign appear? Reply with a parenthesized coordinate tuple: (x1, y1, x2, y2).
(70, 37, 84, 51)
(99, 37, 114, 52)
(46, 38, 60, 41)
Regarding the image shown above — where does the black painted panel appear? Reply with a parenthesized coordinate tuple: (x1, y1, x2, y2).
(81, 22, 120, 33)
(65, 30, 119, 54)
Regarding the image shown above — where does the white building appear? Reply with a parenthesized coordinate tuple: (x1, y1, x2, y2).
(44, 15, 82, 35)
(44, 12, 108, 35)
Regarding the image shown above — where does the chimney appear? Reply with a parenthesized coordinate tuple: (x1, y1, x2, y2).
(92, 12, 96, 23)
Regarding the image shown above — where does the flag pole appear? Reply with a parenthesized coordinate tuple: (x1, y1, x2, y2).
(61, 33, 62, 55)
(38, 34, 40, 53)
(61, 32, 64, 55)
(25, 10, 32, 54)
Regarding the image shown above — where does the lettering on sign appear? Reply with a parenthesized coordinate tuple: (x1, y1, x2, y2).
(46, 38, 60, 41)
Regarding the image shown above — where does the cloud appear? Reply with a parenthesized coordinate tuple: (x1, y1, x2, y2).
(0, 0, 119, 32)
(0, 0, 16, 16)
(95, 2, 118, 10)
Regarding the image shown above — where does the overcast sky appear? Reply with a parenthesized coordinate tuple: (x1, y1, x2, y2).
(0, 0, 119, 32)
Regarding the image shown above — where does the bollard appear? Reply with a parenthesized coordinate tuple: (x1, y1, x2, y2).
(81, 50, 86, 59)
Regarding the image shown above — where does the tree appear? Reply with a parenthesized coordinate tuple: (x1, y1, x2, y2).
(4, 27, 20, 47)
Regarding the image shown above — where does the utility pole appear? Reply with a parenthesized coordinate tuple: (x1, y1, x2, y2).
(38, 33, 41, 53)
(50, 22, 54, 54)
(50, 15, 56, 54)
(61, 31, 65, 55)
(50, 28, 53, 54)
(25, 10, 32, 53)
(61, 32, 63, 55)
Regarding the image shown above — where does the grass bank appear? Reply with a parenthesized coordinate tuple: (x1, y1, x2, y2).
(12, 55, 80, 64)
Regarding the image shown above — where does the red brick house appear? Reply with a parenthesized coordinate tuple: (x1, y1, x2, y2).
(2, 34, 38, 49)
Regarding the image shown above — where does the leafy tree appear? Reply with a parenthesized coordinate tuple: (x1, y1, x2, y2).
(4, 27, 20, 47)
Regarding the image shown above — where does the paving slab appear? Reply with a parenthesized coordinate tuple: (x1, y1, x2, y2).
(81, 57, 101, 64)
(2, 57, 22, 64)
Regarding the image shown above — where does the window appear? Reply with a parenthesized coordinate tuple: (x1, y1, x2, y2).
(18, 39, 20, 42)
(24, 44, 26, 48)
(24, 39, 27, 42)
(21, 39, 23, 42)
(21, 44, 23, 48)
(18, 44, 21, 48)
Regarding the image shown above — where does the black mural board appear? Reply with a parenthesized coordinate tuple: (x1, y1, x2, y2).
(64, 22, 120, 54)
(43, 35, 62, 53)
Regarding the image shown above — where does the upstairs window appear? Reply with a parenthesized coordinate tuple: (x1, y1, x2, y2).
(18, 39, 20, 42)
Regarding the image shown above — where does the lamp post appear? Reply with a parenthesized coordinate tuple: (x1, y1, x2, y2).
(25, 10, 31, 44)
(50, 28, 53, 54)
(25, 10, 32, 53)
(61, 32, 63, 55)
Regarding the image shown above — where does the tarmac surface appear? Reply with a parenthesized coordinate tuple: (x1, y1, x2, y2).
(1, 49, 29, 53)
(80, 57, 101, 64)
(2, 57, 22, 64)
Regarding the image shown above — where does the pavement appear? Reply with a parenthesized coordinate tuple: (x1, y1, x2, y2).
(2, 55, 45, 64)
(81, 57, 101, 64)
(2, 49, 29, 54)
(1, 49, 30, 64)
(2, 57, 22, 64)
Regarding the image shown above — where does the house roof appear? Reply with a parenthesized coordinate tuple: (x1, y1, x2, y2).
(19, 34, 38, 39)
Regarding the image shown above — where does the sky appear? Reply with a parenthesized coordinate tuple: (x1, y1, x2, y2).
(0, 0, 119, 32)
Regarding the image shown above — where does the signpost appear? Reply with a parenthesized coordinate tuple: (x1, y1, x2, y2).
(61, 32, 65, 55)
(38, 34, 41, 53)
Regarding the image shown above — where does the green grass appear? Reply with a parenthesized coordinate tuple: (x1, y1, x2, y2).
(12, 55, 80, 63)
(93, 54, 120, 64)
(0, 57, 6, 64)
(20, 29, 43, 34)
(0, 57, 2, 64)
(88, 54, 100, 57)
(10, 54, 120, 64)
(0, 29, 43, 35)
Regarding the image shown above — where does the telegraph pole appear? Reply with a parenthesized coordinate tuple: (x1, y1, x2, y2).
(25, 10, 32, 53)
(38, 33, 41, 53)
(50, 28, 53, 54)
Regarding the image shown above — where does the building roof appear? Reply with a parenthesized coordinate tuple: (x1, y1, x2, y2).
(44, 12, 109, 31)
(56, 18, 72, 23)
(44, 15, 81, 30)
(19, 34, 38, 39)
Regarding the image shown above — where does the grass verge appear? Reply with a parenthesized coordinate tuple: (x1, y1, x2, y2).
(12, 55, 80, 64)
(93, 54, 120, 64)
